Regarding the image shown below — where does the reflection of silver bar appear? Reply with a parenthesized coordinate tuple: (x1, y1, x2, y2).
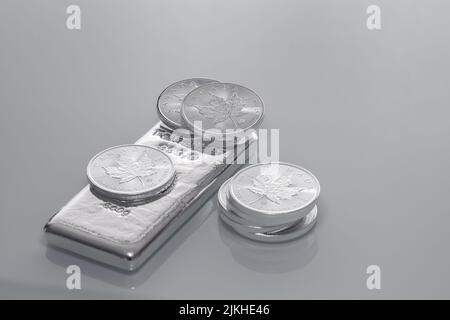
(44, 122, 256, 271)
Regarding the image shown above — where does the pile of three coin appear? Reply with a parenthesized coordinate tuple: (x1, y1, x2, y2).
(87, 144, 176, 205)
(218, 162, 320, 242)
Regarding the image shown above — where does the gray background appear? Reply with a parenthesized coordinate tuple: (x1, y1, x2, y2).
(1, 0, 449, 299)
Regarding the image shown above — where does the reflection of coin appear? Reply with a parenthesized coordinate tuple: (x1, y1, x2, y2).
(157, 78, 219, 128)
(229, 162, 320, 225)
(218, 218, 318, 273)
(87, 145, 175, 201)
(181, 83, 264, 136)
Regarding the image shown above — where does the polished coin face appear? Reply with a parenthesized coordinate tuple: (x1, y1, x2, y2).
(157, 78, 219, 128)
(217, 178, 294, 233)
(229, 162, 320, 216)
(181, 83, 264, 135)
(87, 145, 175, 199)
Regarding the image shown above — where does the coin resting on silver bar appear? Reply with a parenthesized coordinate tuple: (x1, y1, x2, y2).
(181, 82, 264, 140)
(217, 163, 320, 243)
(157, 78, 219, 129)
(87, 145, 176, 203)
(43, 78, 264, 271)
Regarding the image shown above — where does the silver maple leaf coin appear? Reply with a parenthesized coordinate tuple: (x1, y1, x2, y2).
(181, 83, 264, 137)
(157, 78, 219, 129)
(87, 145, 175, 201)
(217, 178, 297, 233)
(229, 162, 320, 225)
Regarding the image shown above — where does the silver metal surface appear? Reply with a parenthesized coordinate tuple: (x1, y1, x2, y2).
(87, 144, 175, 202)
(45, 122, 255, 271)
(218, 168, 319, 242)
(157, 78, 219, 129)
(181, 82, 264, 137)
(217, 178, 294, 233)
(229, 162, 320, 225)
(221, 205, 318, 243)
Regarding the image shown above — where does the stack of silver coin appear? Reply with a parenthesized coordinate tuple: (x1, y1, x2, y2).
(218, 162, 320, 242)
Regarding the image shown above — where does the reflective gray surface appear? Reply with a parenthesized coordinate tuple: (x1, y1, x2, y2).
(1, 0, 450, 299)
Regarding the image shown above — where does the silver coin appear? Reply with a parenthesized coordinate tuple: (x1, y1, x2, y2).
(87, 145, 175, 201)
(181, 83, 264, 137)
(219, 210, 304, 239)
(229, 162, 320, 225)
(157, 78, 219, 129)
(226, 206, 318, 243)
(217, 178, 295, 233)
(90, 174, 175, 205)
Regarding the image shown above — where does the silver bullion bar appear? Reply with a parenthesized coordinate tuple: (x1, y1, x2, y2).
(44, 122, 257, 271)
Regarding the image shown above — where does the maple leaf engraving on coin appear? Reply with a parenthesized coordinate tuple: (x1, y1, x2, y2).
(102, 152, 156, 186)
(179, 80, 199, 91)
(246, 167, 309, 205)
(192, 90, 248, 128)
(162, 94, 185, 114)
(161, 81, 200, 114)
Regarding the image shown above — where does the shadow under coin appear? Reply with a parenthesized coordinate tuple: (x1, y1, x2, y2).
(45, 201, 215, 289)
(218, 216, 318, 274)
